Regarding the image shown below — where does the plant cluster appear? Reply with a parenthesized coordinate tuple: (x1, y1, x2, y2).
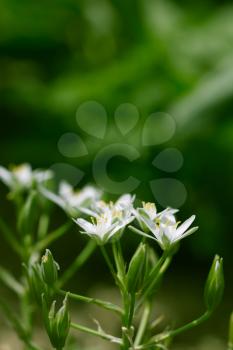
(0, 164, 226, 350)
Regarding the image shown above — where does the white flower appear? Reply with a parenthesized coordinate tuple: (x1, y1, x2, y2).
(41, 181, 102, 216)
(81, 193, 135, 218)
(0, 163, 53, 192)
(139, 212, 198, 250)
(74, 194, 135, 244)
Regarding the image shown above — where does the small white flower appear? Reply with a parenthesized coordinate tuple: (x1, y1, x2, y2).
(139, 212, 198, 250)
(0, 163, 53, 192)
(74, 194, 135, 244)
(41, 181, 102, 216)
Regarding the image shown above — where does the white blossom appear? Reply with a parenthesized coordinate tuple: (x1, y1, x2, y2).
(134, 201, 198, 250)
(74, 194, 135, 244)
(41, 181, 102, 216)
(0, 163, 53, 192)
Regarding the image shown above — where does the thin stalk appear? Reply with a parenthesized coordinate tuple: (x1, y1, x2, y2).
(100, 246, 118, 283)
(148, 310, 212, 345)
(37, 214, 50, 240)
(71, 322, 122, 344)
(23, 340, 42, 350)
(34, 222, 71, 251)
(0, 265, 24, 295)
(59, 289, 123, 315)
(134, 301, 151, 346)
(121, 292, 135, 350)
(0, 217, 22, 256)
(58, 240, 96, 288)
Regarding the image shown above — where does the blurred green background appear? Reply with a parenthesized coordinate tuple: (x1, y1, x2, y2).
(0, 0, 232, 349)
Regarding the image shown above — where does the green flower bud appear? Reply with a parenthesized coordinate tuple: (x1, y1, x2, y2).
(56, 294, 70, 347)
(25, 263, 49, 305)
(42, 294, 70, 349)
(41, 249, 60, 286)
(204, 255, 224, 311)
(126, 243, 146, 293)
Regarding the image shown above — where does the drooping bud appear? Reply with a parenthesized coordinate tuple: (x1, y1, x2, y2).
(41, 249, 59, 286)
(204, 255, 224, 311)
(42, 293, 70, 349)
(126, 243, 146, 293)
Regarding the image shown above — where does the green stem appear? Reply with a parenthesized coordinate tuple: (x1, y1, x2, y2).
(58, 240, 96, 288)
(34, 222, 71, 251)
(0, 265, 24, 295)
(148, 310, 212, 345)
(71, 322, 122, 344)
(121, 292, 135, 350)
(0, 217, 23, 256)
(59, 289, 123, 315)
(23, 340, 42, 350)
(100, 246, 118, 282)
(37, 214, 50, 240)
(134, 301, 151, 346)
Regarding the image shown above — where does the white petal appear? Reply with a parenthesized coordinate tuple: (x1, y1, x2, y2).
(174, 226, 199, 242)
(115, 194, 135, 210)
(0, 166, 13, 187)
(175, 215, 196, 238)
(76, 218, 95, 233)
(34, 170, 53, 183)
(59, 181, 73, 198)
(40, 187, 66, 209)
(129, 225, 158, 242)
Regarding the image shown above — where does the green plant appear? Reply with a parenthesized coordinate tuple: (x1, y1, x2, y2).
(0, 164, 225, 350)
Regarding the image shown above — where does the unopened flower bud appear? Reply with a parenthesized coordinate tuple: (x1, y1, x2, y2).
(204, 255, 224, 311)
(25, 263, 48, 305)
(127, 243, 146, 293)
(41, 249, 59, 286)
(42, 293, 70, 349)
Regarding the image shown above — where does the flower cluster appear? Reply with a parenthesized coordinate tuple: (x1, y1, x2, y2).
(0, 164, 225, 350)
(0, 164, 198, 250)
